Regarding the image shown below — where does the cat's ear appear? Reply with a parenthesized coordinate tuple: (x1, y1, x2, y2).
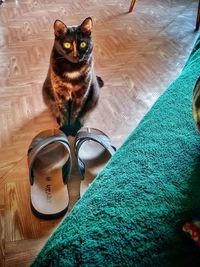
(80, 17, 93, 34)
(54, 20, 68, 37)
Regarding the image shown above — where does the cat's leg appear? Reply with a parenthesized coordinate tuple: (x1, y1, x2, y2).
(59, 100, 82, 136)
(42, 82, 64, 126)
(78, 82, 100, 121)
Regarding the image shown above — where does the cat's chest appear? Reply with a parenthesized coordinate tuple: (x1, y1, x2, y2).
(51, 71, 89, 101)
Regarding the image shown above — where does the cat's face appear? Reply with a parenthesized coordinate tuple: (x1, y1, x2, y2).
(53, 17, 93, 63)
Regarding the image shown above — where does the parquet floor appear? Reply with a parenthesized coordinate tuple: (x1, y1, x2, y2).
(0, 0, 199, 266)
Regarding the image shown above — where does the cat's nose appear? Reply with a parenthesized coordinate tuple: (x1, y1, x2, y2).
(73, 51, 77, 58)
(73, 56, 79, 63)
(73, 54, 79, 59)
(72, 41, 77, 58)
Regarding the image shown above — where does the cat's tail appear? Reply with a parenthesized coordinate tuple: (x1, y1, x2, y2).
(96, 76, 104, 88)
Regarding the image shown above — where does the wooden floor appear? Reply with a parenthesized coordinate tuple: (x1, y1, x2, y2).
(0, 0, 199, 266)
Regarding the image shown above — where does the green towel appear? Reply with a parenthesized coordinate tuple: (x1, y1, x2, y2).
(32, 35, 200, 267)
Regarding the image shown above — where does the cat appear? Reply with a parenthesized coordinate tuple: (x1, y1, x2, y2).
(193, 76, 200, 131)
(42, 17, 103, 135)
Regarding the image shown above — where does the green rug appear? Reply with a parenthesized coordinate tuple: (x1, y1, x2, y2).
(32, 35, 200, 267)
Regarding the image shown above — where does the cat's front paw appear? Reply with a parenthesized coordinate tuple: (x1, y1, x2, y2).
(59, 121, 82, 136)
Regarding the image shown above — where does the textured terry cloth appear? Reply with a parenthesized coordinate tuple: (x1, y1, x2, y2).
(32, 35, 200, 267)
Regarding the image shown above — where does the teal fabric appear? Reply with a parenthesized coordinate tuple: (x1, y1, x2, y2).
(33, 35, 200, 267)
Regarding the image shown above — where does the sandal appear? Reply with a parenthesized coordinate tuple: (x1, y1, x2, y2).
(27, 129, 71, 219)
(74, 127, 116, 196)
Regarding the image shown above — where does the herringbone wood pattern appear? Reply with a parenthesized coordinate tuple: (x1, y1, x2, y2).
(0, 0, 199, 265)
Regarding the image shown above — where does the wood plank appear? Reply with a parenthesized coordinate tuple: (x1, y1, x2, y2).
(0, 209, 5, 267)
(5, 238, 47, 267)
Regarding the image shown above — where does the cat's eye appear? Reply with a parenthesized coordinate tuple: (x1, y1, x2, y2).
(63, 42, 71, 49)
(80, 42, 87, 48)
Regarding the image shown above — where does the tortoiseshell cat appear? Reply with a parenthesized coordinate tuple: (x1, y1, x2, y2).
(43, 17, 103, 135)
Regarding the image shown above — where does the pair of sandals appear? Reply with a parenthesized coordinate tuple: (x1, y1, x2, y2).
(27, 127, 116, 219)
